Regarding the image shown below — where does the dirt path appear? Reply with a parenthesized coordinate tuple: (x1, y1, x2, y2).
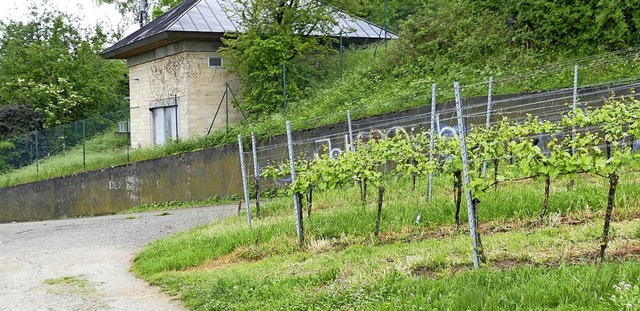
(0, 205, 237, 311)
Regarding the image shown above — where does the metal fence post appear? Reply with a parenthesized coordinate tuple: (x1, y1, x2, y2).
(572, 65, 578, 157)
(251, 132, 261, 217)
(283, 64, 287, 114)
(428, 84, 437, 201)
(35, 130, 39, 177)
(226, 83, 230, 134)
(340, 32, 344, 79)
(454, 82, 481, 269)
(347, 110, 354, 151)
(238, 134, 252, 228)
(175, 94, 179, 140)
(481, 77, 494, 184)
(286, 121, 303, 244)
(82, 121, 86, 169)
(127, 120, 131, 163)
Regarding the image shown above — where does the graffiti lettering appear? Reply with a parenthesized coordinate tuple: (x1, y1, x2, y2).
(108, 180, 123, 190)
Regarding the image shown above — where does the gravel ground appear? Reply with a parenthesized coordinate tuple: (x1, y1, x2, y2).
(0, 205, 237, 311)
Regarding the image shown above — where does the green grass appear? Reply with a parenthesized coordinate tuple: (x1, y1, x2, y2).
(120, 196, 240, 214)
(131, 170, 640, 310)
(43, 275, 97, 297)
(43, 275, 89, 286)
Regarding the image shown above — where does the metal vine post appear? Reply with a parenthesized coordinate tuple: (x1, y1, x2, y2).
(237, 134, 252, 228)
(286, 121, 304, 244)
(454, 82, 482, 268)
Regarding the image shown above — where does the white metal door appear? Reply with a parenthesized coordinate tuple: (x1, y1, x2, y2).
(152, 106, 177, 146)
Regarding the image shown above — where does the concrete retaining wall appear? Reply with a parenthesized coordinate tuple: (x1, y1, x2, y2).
(0, 144, 242, 222)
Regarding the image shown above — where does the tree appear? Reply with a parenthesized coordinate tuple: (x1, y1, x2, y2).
(0, 9, 128, 127)
(0, 104, 44, 140)
(152, 0, 184, 19)
(95, 0, 183, 22)
(219, 0, 339, 115)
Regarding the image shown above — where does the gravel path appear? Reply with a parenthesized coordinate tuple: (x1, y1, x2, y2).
(0, 205, 237, 311)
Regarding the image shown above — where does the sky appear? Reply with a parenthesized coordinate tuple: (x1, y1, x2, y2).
(0, 0, 137, 36)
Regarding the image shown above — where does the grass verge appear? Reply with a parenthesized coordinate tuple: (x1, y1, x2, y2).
(132, 170, 640, 310)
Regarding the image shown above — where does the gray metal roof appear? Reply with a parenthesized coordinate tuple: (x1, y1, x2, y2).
(101, 0, 397, 59)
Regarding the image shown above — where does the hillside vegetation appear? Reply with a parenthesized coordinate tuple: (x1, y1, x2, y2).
(2, 0, 640, 187)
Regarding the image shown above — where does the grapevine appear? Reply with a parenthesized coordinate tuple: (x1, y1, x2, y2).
(260, 96, 640, 261)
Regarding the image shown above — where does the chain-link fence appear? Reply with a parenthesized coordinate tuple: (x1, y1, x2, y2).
(0, 109, 130, 176)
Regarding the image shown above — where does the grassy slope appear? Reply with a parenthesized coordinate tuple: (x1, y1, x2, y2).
(133, 172, 640, 310)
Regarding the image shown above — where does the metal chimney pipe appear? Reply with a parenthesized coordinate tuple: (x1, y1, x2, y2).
(138, 0, 148, 27)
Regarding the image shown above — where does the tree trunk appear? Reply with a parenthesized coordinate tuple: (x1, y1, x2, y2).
(599, 172, 619, 262)
(374, 186, 385, 237)
(307, 186, 313, 218)
(540, 175, 551, 222)
(454, 170, 462, 230)
(255, 180, 261, 218)
(412, 173, 416, 191)
(361, 178, 367, 207)
(412, 159, 417, 191)
(296, 192, 304, 244)
(472, 198, 487, 264)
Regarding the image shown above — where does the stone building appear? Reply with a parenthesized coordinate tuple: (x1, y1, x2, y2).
(101, 0, 395, 148)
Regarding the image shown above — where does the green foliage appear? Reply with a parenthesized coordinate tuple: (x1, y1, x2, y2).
(467, 0, 640, 51)
(0, 140, 15, 173)
(219, 0, 338, 115)
(0, 104, 44, 140)
(0, 9, 128, 127)
(151, 0, 183, 19)
(327, 0, 423, 32)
